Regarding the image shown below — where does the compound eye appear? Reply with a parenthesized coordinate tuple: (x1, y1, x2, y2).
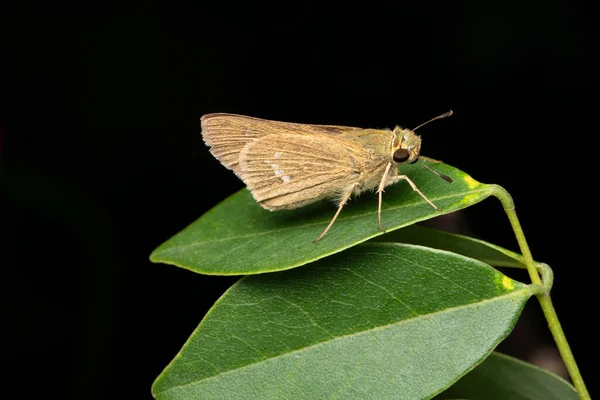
(393, 148, 410, 163)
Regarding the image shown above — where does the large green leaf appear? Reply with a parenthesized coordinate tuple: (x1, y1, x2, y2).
(435, 352, 577, 400)
(151, 163, 497, 275)
(152, 243, 536, 400)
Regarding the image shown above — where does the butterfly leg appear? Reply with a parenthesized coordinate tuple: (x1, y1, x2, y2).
(388, 174, 442, 212)
(376, 162, 394, 232)
(313, 183, 358, 243)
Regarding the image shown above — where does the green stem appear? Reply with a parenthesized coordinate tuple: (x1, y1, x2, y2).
(489, 185, 590, 400)
(537, 263, 554, 294)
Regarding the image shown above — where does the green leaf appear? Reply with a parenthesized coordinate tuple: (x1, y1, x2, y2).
(435, 352, 577, 400)
(151, 163, 496, 275)
(373, 225, 527, 268)
(152, 243, 535, 400)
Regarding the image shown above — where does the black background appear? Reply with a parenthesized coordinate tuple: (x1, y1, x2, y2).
(3, 1, 596, 399)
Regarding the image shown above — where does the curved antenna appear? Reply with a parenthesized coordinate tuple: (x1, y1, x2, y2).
(413, 110, 453, 132)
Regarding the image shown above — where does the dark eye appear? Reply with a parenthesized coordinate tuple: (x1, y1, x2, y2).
(393, 148, 410, 163)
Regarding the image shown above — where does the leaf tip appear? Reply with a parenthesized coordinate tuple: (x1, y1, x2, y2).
(149, 247, 164, 264)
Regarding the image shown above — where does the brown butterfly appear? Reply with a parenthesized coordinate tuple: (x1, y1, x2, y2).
(201, 112, 452, 242)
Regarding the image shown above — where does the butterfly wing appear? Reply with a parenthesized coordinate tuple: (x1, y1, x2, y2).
(201, 113, 367, 176)
(238, 133, 367, 210)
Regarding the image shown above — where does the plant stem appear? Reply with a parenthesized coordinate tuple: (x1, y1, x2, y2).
(489, 185, 590, 400)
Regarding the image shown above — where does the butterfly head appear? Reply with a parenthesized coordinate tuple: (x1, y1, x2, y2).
(392, 128, 421, 164)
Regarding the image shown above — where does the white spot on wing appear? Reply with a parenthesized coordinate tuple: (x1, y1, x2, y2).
(274, 170, 284, 176)
(274, 151, 282, 158)
(270, 163, 279, 169)
(264, 160, 271, 164)
(282, 175, 290, 183)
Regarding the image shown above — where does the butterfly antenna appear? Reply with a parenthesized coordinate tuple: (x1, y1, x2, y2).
(412, 110, 453, 132)
(421, 161, 453, 183)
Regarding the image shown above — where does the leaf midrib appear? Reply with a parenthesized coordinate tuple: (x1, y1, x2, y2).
(154, 285, 529, 396)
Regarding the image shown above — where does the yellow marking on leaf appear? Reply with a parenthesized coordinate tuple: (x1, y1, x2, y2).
(463, 175, 480, 189)
(502, 275, 515, 291)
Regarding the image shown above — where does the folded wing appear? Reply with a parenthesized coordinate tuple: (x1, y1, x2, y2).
(239, 133, 365, 210)
(201, 113, 366, 176)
